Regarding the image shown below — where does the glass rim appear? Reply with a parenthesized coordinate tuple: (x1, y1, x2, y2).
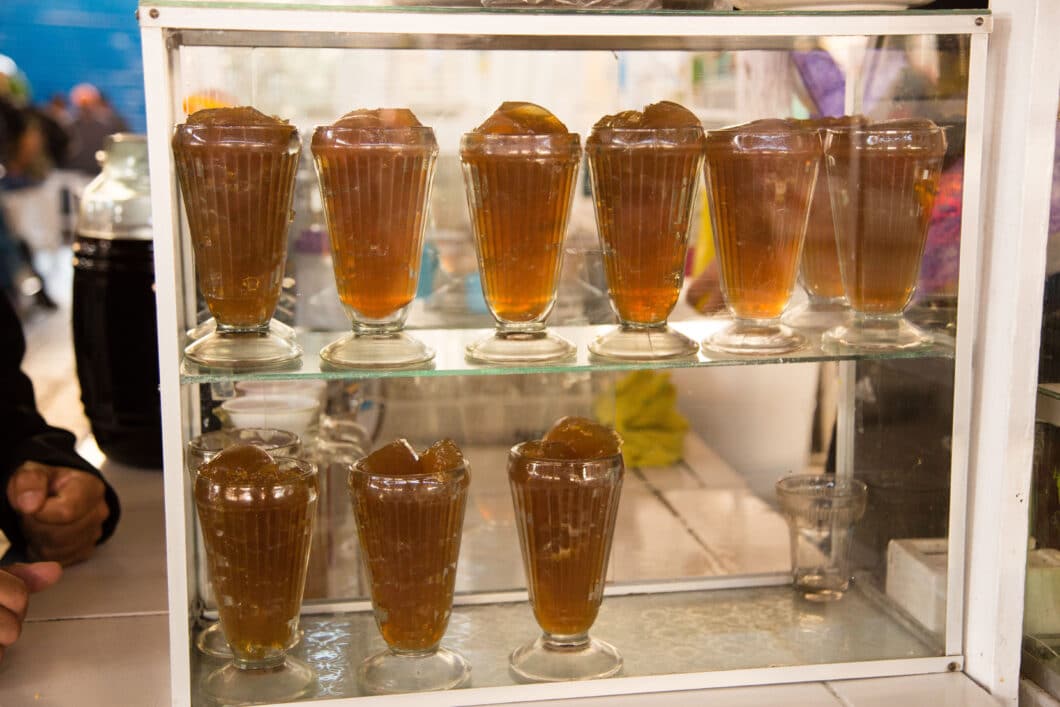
(173, 122, 297, 135)
(350, 456, 470, 481)
(509, 440, 624, 466)
(460, 131, 581, 145)
(313, 124, 437, 136)
(823, 126, 946, 136)
(186, 427, 302, 455)
(194, 455, 318, 489)
(775, 474, 867, 498)
(588, 125, 705, 135)
(220, 394, 320, 414)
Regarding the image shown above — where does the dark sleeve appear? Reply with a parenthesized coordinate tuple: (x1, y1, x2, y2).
(0, 292, 121, 553)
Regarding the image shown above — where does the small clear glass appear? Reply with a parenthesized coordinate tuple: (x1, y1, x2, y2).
(460, 132, 581, 364)
(348, 456, 471, 694)
(507, 443, 624, 682)
(173, 122, 303, 370)
(775, 475, 868, 603)
(585, 126, 705, 360)
(194, 456, 318, 704)
(702, 124, 820, 355)
(186, 428, 302, 660)
(822, 121, 947, 351)
(311, 125, 439, 369)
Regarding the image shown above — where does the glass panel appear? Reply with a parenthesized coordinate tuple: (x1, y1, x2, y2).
(168, 32, 968, 700)
(1025, 98, 1060, 702)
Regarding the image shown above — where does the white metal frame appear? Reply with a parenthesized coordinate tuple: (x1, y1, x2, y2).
(136, 5, 1046, 706)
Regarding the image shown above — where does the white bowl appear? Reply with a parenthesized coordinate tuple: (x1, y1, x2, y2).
(221, 394, 321, 438)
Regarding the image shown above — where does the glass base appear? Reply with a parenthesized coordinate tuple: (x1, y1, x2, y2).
(358, 646, 471, 695)
(704, 319, 805, 356)
(195, 621, 302, 660)
(465, 329, 575, 365)
(186, 317, 296, 343)
(794, 571, 851, 603)
(185, 326, 302, 370)
(202, 657, 315, 705)
(822, 315, 932, 353)
(588, 324, 698, 361)
(509, 633, 623, 683)
(782, 299, 850, 332)
(320, 331, 434, 369)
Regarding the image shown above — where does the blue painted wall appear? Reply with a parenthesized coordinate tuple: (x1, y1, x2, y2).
(0, 1, 145, 133)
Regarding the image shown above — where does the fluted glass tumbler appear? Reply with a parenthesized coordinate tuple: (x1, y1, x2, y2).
(586, 126, 705, 360)
(312, 126, 438, 368)
(507, 443, 624, 682)
(460, 133, 581, 364)
(783, 118, 856, 332)
(186, 428, 302, 660)
(776, 475, 868, 603)
(822, 121, 947, 351)
(173, 123, 303, 369)
(703, 123, 820, 354)
(194, 457, 318, 704)
(348, 457, 471, 694)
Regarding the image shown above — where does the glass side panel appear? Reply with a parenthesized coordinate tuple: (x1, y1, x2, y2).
(1026, 95, 1060, 702)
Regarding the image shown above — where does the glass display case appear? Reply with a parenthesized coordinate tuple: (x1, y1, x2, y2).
(135, 2, 1053, 705)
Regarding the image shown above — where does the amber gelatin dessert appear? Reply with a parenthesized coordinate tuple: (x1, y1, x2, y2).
(312, 108, 438, 369)
(193, 444, 318, 704)
(822, 118, 947, 351)
(702, 118, 820, 355)
(173, 106, 303, 370)
(586, 101, 705, 360)
(349, 438, 471, 694)
(460, 101, 580, 364)
(508, 416, 625, 682)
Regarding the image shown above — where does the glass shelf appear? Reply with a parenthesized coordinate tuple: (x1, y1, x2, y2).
(190, 583, 940, 704)
(180, 319, 955, 384)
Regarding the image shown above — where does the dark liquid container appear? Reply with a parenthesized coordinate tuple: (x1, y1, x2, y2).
(73, 134, 162, 468)
(73, 236, 162, 467)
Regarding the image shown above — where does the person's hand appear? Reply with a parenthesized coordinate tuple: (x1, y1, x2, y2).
(0, 562, 62, 662)
(6, 462, 109, 566)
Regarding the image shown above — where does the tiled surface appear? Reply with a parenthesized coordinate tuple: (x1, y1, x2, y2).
(829, 673, 1004, 707)
(0, 613, 171, 707)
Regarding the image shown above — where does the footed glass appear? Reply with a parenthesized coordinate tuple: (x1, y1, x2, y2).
(194, 456, 318, 704)
(702, 122, 820, 355)
(822, 121, 947, 351)
(776, 475, 868, 603)
(312, 125, 438, 369)
(348, 455, 471, 694)
(186, 428, 302, 660)
(460, 133, 580, 364)
(507, 443, 624, 682)
(173, 123, 302, 370)
(586, 126, 705, 361)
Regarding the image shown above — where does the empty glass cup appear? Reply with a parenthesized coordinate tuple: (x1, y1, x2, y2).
(507, 443, 624, 682)
(775, 475, 868, 602)
(460, 132, 581, 364)
(702, 120, 820, 355)
(311, 122, 439, 368)
(186, 428, 302, 660)
(822, 119, 947, 351)
(173, 115, 303, 370)
(194, 456, 318, 704)
(348, 454, 471, 694)
(586, 125, 705, 360)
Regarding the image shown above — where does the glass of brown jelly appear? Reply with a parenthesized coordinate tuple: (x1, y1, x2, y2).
(193, 446, 318, 704)
(348, 441, 471, 694)
(460, 102, 580, 364)
(782, 116, 863, 333)
(173, 107, 303, 370)
(702, 119, 821, 355)
(186, 428, 302, 660)
(311, 109, 439, 369)
(507, 439, 625, 682)
(822, 119, 947, 351)
(585, 102, 705, 361)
